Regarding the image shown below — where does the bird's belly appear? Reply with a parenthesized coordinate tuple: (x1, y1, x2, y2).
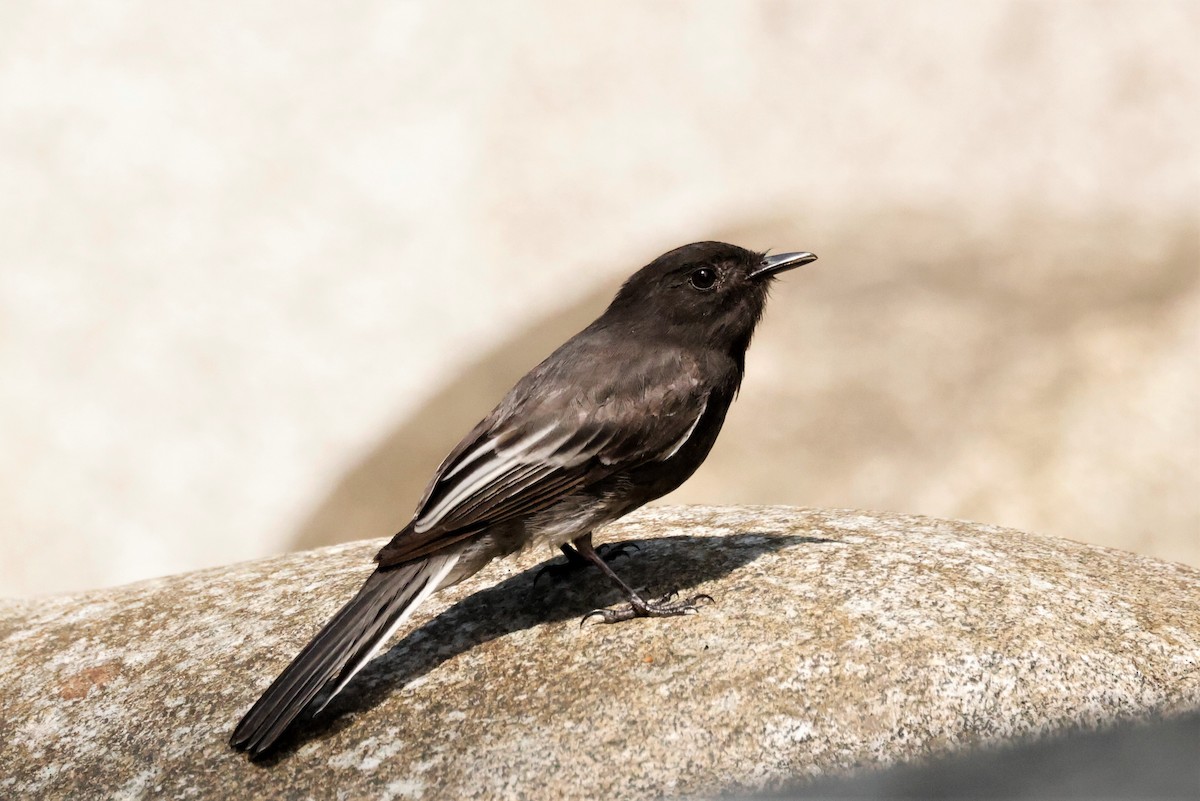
(522, 491, 636, 552)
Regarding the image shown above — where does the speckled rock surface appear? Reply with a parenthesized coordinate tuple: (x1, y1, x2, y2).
(2, 507, 1198, 799)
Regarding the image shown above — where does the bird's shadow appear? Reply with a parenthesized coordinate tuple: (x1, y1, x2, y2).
(252, 531, 833, 763)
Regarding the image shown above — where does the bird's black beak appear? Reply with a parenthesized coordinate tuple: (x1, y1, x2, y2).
(749, 251, 818, 280)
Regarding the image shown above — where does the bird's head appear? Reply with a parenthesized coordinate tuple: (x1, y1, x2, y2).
(602, 241, 817, 354)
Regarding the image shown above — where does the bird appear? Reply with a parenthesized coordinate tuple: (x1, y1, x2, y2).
(230, 241, 817, 755)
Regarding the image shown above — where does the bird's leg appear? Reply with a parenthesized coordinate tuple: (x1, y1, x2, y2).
(574, 534, 713, 625)
(531, 532, 638, 587)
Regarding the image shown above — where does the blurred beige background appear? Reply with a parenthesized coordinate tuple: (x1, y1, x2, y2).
(1, 1, 1196, 597)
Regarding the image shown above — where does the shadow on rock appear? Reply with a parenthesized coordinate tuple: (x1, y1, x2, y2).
(254, 531, 832, 762)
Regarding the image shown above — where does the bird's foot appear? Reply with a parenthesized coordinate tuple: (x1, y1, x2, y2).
(580, 590, 714, 625)
(533, 542, 639, 588)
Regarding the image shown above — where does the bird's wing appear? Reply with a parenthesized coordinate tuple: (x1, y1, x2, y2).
(375, 341, 713, 566)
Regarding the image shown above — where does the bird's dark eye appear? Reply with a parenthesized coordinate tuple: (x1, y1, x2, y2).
(688, 267, 717, 290)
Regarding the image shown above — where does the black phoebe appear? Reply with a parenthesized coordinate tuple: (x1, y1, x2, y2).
(230, 241, 817, 755)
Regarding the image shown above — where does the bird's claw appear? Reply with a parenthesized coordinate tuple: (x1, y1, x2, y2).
(532, 560, 575, 588)
(580, 608, 610, 627)
(579, 591, 716, 626)
(597, 542, 640, 560)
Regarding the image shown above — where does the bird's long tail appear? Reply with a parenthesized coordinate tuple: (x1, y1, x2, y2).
(230, 552, 460, 755)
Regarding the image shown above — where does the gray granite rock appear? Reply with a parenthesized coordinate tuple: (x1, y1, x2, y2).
(2, 507, 1198, 799)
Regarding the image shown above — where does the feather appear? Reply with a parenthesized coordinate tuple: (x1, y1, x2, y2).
(229, 552, 459, 755)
